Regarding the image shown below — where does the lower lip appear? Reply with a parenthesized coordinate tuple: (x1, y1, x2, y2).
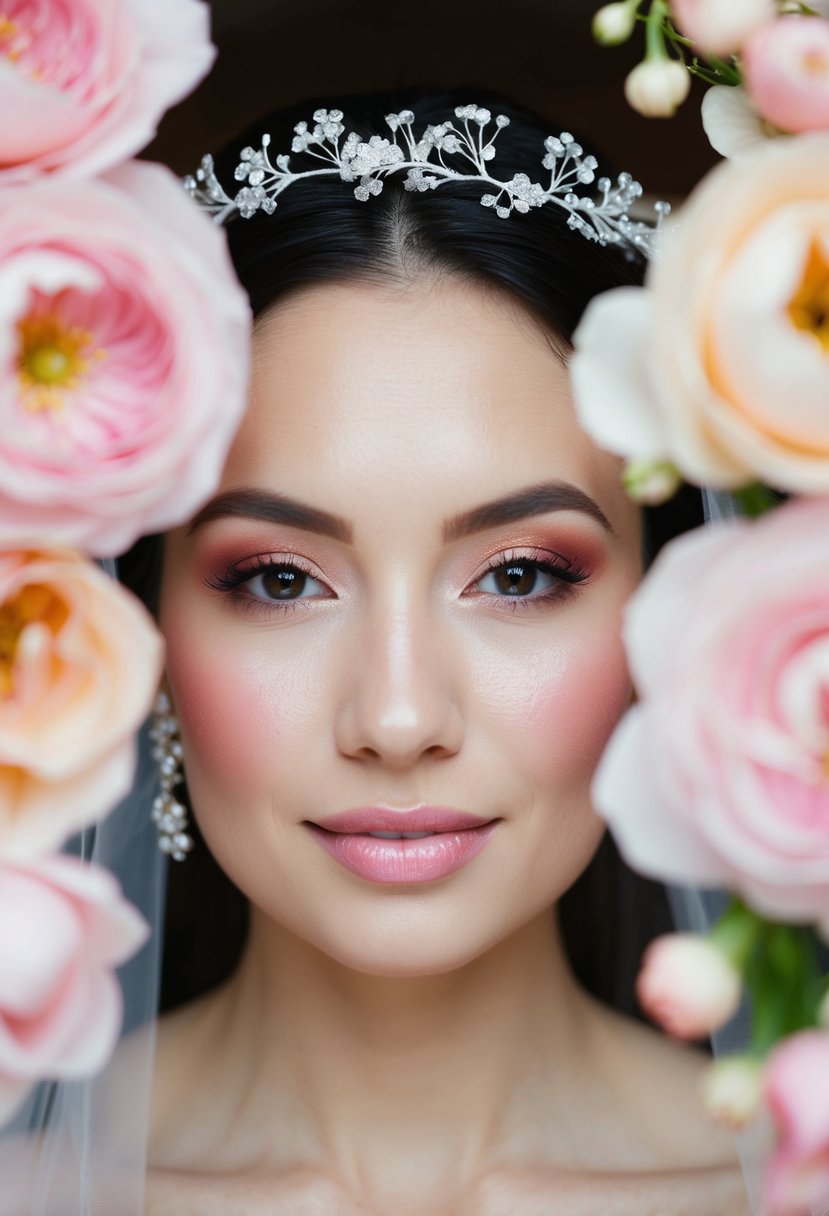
(305, 823, 499, 884)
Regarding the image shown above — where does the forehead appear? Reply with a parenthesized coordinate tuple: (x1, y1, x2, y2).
(221, 277, 626, 519)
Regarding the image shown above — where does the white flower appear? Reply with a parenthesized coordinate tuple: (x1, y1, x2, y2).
(702, 1058, 764, 1128)
(701, 85, 784, 158)
(624, 59, 691, 118)
(592, 2, 638, 46)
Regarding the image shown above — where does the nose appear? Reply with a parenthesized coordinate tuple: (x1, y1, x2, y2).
(334, 594, 464, 769)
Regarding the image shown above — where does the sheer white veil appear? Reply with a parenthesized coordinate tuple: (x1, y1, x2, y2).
(0, 556, 166, 1216)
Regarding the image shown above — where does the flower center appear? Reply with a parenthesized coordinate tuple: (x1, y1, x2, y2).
(0, 584, 67, 699)
(16, 313, 104, 413)
(0, 13, 32, 72)
(788, 241, 829, 354)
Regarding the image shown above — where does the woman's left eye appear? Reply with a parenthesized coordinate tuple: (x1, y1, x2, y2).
(471, 552, 588, 603)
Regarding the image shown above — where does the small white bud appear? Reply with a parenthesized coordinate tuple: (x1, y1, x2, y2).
(622, 458, 682, 504)
(701, 1058, 763, 1129)
(636, 933, 742, 1039)
(592, 2, 638, 46)
(624, 58, 692, 118)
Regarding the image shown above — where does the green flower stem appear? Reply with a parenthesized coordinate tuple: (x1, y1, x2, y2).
(732, 483, 779, 517)
(710, 898, 764, 970)
(645, 0, 671, 60)
(703, 55, 743, 86)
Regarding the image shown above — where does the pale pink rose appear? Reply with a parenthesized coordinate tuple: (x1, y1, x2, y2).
(0, 853, 148, 1125)
(0, 0, 215, 182)
(636, 933, 741, 1039)
(0, 549, 163, 858)
(765, 1031, 829, 1215)
(743, 16, 829, 134)
(0, 161, 251, 557)
(701, 85, 785, 158)
(593, 498, 829, 933)
(671, 0, 774, 56)
(571, 133, 829, 494)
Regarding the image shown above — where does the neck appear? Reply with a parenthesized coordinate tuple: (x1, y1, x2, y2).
(189, 905, 603, 1208)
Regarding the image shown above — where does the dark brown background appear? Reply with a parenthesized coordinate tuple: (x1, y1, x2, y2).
(146, 0, 719, 200)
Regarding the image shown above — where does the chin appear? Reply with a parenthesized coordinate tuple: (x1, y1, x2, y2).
(289, 899, 520, 978)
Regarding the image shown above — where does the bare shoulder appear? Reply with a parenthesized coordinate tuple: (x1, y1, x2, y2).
(586, 1000, 744, 1170)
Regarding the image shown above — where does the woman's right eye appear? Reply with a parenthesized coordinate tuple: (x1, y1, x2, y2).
(244, 563, 327, 602)
(205, 557, 333, 610)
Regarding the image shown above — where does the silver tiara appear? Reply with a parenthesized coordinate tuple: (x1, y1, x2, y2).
(184, 103, 669, 257)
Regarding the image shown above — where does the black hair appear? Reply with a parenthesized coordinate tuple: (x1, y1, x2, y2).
(119, 85, 703, 1016)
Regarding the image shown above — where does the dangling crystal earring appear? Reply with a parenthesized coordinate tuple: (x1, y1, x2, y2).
(149, 689, 194, 862)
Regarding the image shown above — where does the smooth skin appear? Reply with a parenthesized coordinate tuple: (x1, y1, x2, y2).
(147, 276, 749, 1215)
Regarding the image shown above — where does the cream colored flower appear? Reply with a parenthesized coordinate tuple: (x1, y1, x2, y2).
(572, 133, 829, 493)
(0, 549, 164, 858)
(701, 85, 784, 158)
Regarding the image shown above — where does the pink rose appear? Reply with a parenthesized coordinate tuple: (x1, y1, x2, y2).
(765, 1031, 829, 1215)
(0, 549, 163, 858)
(672, 0, 775, 56)
(593, 498, 829, 934)
(572, 134, 829, 495)
(0, 0, 214, 182)
(636, 933, 742, 1039)
(743, 16, 829, 135)
(0, 854, 148, 1125)
(0, 161, 251, 557)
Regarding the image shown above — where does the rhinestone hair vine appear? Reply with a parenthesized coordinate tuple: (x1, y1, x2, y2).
(184, 104, 669, 257)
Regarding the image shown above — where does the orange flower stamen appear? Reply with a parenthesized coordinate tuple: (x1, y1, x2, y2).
(0, 583, 68, 699)
(0, 14, 30, 67)
(788, 241, 829, 355)
(16, 313, 106, 414)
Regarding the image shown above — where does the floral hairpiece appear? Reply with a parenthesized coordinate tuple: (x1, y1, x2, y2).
(185, 103, 670, 257)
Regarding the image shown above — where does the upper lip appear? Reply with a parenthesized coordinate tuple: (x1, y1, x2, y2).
(308, 807, 496, 834)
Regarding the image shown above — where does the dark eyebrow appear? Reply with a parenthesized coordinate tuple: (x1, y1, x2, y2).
(442, 480, 614, 542)
(186, 489, 353, 542)
(186, 480, 614, 544)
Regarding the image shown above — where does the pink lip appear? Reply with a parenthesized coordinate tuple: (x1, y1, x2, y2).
(311, 806, 494, 833)
(305, 806, 499, 884)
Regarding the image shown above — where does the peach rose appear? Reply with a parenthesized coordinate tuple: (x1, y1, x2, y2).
(0, 853, 148, 1125)
(765, 1031, 829, 1215)
(0, 549, 163, 859)
(571, 133, 829, 494)
(0, 161, 251, 556)
(592, 498, 829, 934)
(743, 16, 829, 135)
(0, 0, 214, 182)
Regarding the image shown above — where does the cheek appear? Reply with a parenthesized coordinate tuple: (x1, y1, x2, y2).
(160, 609, 320, 815)
(478, 618, 632, 799)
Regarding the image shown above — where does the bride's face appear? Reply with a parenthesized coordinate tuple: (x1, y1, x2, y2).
(159, 276, 642, 976)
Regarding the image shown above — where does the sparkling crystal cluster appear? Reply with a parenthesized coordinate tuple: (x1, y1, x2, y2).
(149, 691, 193, 862)
(184, 104, 668, 256)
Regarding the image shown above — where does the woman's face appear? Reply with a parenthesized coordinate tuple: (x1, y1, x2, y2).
(159, 276, 642, 976)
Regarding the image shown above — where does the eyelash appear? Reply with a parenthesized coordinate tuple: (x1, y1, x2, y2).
(204, 548, 590, 618)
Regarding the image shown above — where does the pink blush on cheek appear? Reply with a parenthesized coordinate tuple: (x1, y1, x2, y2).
(508, 634, 632, 794)
(161, 629, 288, 804)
